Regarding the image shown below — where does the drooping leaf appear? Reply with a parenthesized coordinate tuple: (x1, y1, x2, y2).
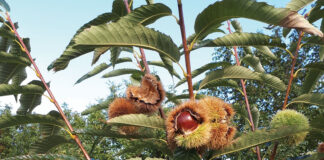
(304, 62, 324, 70)
(121, 3, 172, 26)
(302, 69, 323, 93)
(0, 22, 17, 52)
(110, 47, 126, 68)
(0, 27, 15, 39)
(173, 148, 200, 160)
(193, 79, 240, 90)
(102, 68, 143, 78)
(233, 104, 260, 128)
(241, 54, 265, 72)
(286, 0, 315, 11)
(0, 114, 64, 129)
(147, 61, 181, 79)
(209, 125, 309, 158)
(0, 83, 44, 96)
(158, 53, 180, 79)
(175, 62, 231, 87)
(75, 57, 132, 85)
(107, 114, 165, 129)
(310, 113, 324, 131)
(0, 64, 23, 84)
(0, 0, 10, 11)
(2, 154, 78, 160)
(199, 66, 286, 91)
(11, 67, 27, 101)
(9, 38, 31, 57)
(206, 33, 287, 48)
(30, 135, 73, 154)
(231, 20, 243, 32)
(283, 28, 292, 37)
(288, 93, 324, 107)
(81, 98, 113, 115)
(0, 51, 31, 65)
(254, 46, 277, 59)
(112, 0, 127, 17)
(73, 21, 180, 62)
(17, 80, 47, 115)
(92, 47, 110, 65)
(39, 111, 62, 137)
(11, 66, 27, 86)
(76, 63, 109, 84)
(195, 0, 323, 40)
(145, 0, 154, 5)
(307, 4, 324, 24)
(48, 13, 119, 71)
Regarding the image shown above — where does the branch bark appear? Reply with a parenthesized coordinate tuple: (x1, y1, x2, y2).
(227, 20, 261, 160)
(5, 12, 91, 160)
(177, 0, 194, 100)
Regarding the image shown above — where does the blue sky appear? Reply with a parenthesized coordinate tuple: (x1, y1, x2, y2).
(0, 0, 294, 114)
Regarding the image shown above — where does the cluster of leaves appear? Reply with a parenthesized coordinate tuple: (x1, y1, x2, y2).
(0, 0, 324, 159)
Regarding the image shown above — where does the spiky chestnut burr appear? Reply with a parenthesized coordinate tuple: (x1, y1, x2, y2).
(270, 109, 309, 145)
(108, 98, 139, 134)
(127, 74, 165, 114)
(198, 97, 236, 150)
(166, 101, 211, 149)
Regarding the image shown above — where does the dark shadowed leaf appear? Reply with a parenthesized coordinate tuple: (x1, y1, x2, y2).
(92, 47, 110, 65)
(173, 148, 200, 160)
(0, 51, 31, 65)
(0, 83, 44, 96)
(39, 111, 62, 137)
(17, 80, 47, 115)
(0, 114, 64, 129)
(30, 135, 73, 154)
(302, 69, 323, 93)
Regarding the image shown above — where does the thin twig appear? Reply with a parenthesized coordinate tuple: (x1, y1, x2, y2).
(282, 31, 304, 110)
(227, 20, 261, 160)
(270, 12, 308, 160)
(5, 12, 91, 160)
(177, 0, 194, 100)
